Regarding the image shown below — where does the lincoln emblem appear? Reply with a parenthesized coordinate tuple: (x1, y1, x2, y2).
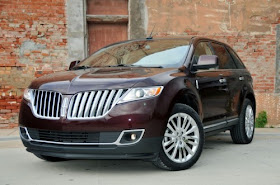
(61, 97, 69, 118)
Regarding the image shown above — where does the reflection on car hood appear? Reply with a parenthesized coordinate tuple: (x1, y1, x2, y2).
(29, 67, 176, 94)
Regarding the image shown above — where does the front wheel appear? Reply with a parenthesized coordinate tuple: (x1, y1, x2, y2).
(153, 104, 204, 171)
(230, 99, 255, 144)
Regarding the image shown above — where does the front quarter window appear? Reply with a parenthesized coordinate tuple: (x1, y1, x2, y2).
(211, 43, 237, 69)
(191, 42, 215, 71)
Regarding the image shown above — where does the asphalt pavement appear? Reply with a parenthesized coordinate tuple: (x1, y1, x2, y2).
(0, 128, 279, 185)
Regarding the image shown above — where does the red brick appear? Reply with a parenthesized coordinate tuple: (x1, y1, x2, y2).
(0, 0, 67, 127)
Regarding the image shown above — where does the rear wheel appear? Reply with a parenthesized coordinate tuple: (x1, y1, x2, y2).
(34, 154, 67, 162)
(153, 104, 204, 171)
(230, 99, 255, 144)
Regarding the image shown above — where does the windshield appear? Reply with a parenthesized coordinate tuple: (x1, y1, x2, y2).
(77, 39, 191, 68)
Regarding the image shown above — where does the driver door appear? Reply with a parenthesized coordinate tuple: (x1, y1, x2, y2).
(191, 41, 229, 127)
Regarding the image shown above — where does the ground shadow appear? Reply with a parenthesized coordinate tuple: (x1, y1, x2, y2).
(32, 133, 238, 173)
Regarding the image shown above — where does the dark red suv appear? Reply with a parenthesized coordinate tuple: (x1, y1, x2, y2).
(19, 37, 255, 170)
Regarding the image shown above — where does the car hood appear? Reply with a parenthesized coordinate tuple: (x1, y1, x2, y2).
(29, 67, 177, 94)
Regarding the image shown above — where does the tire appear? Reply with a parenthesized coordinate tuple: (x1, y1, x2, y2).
(153, 103, 204, 171)
(230, 99, 255, 144)
(34, 154, 67, 162)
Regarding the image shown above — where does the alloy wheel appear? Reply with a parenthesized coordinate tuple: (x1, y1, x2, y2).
(162, 113, 200, 163)
(245, 105, 254, 138)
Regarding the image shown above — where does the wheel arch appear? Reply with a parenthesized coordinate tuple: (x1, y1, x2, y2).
(245, 92, 256, 115)
(239, 89, 256, 117)
(168, 88, 203, 120)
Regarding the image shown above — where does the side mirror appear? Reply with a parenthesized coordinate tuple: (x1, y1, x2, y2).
(192, 55, 218, 70)
(69, 60, 80, 70)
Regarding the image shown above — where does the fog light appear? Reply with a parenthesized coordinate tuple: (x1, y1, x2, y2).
(20, 127, 29, 140)
(118, 129, 145, 145)
(131, 133, 137, 141)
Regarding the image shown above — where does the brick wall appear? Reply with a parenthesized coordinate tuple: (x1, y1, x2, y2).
(146, 0, 280, 125)
(0, 0, 67, 128)
(0, 0, 280, 127)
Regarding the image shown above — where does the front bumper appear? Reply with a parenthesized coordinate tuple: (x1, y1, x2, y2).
(19, 94, 168, 160)
(20, 127, 162, 160)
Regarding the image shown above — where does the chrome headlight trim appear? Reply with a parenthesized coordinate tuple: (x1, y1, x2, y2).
(117, 86, 164, 104)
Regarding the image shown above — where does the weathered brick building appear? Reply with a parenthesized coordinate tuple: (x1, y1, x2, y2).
(0, 0, 280, 128)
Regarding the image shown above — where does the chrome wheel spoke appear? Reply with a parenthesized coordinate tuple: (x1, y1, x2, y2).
(187, 140, 198, 146)
(185, 135, 198, 140)
(170, 120, 177, 130)
(166, 142, 176, 153)
(167, 124, 176, 133)
(184, 125, 197, 136)
(163, 140, 174, 147)
(182, 146, 187, 159)
(171, 143, 179, 159)
(178, 147, 183, 162)
(183, 142, 194, 156)
(177, 115, 182, 128)
(181, 115, 188, 130)
(184, 120, 191, 132)
(165, 133, 175, 138)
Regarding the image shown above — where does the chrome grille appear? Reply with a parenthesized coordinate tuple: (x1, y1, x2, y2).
(67, 89, 127, 119)
(30, 90, 62, 119)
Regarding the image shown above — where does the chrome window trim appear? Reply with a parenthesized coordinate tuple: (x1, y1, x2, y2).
(20, 127, 145, 146)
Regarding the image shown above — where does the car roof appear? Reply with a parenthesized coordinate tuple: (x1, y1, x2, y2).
(99, 36, 233, 54)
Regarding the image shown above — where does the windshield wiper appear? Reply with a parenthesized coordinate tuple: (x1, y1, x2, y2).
(107, 64, 132, 67)
(71, 65, 91, 70)
(131, 65, 163, 68)
(107, 64, 163, 68)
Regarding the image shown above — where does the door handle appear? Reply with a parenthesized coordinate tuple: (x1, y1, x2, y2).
(195, 80, 199, 89)
(219, 78, 227, 83)
(239, 76, 244, 81)
(219, 87, 229, 92)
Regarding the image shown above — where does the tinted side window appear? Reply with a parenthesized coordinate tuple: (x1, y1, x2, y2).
(192, 42, 213, 65)
(226, 46, 246, 69)
(211, 43, 236, 69)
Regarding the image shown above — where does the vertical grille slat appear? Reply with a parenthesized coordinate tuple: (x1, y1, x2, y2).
(39, 91, 43, 116)
(68, 89, 127, 119)
(36, 90, 40, 113)
(83, 92, 95, 117)
(33, 90, 37, 108)
(102, 90, 116, 115)
(78, 92, 89, 117)
(51, 93, 56, 117)
(89, 91, 102, 117)
(42, 92, 45, 116)
(71, 93, 82, 117)
(47, 92, 51, 117)
(29, 89, 62, 119)
(96, 90, 109, 117)
(56, 94, 61, 117)
(112, 89, 124, 105)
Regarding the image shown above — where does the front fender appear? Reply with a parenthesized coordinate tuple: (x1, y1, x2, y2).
(155, 76, 202, 121)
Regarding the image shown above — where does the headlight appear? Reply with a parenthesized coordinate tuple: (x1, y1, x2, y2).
(118, 86, 163, 104)
(23, 88, 32, 101)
